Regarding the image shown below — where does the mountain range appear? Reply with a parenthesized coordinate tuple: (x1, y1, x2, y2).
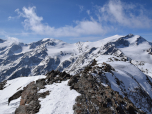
(0, 34, 152, 114)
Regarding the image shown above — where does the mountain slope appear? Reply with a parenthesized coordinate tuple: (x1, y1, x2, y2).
(0, 35, 123, 82)
(0, 34, 152, 84)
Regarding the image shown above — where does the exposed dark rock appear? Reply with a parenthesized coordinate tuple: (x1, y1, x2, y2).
(8, 90, 23, 105)
(38, 91, 50, 98)
(15, 81, 40, 114)
(15, 78, 49, 114)
(102, 62, 115, 72)
(36, 78, 46, 90)
(15, 105, 27, 114)
(0, 80, 7, 90)
(90, 59, 97, 66)
(46, 70, 71, 84)
(15, 70, 72, 114)
(147, 47, 152, 55)
(68, 63, 145, 114)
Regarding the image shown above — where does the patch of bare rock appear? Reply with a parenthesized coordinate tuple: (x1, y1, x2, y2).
(0, 80, 7, 90)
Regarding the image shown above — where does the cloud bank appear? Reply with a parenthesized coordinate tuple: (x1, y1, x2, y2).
(15, 6, 105, 37)
(14, 0, 152, 38)
(97, 0, 152, 28)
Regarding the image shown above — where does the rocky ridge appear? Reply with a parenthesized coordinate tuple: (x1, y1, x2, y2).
(9, 71, 71, 114)
(4, 62, 146, 114)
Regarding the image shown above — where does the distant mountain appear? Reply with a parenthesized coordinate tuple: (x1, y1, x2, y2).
(0, 34, 152, 113)
(0, 34, 152, 82)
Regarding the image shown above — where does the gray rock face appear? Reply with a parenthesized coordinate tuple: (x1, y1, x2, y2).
(0, 80, 7, 90)
(70, 75, 145, 114)
(15, 81, 41, 114)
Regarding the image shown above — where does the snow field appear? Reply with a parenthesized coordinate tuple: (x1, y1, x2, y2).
(37, 80, 80, 114)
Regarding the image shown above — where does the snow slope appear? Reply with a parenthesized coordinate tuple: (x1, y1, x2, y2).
(0, 76, 80, 114)
(0, 75, 46, 114)
(0, 33, 152, 80)
(118, 35, 152, 63)
(37, 80, 80, 114)
(1, 34, 152, 81)
(95, 56, 152, 113)
(0, 35, 123, 82)
(131, 60, 152, 78)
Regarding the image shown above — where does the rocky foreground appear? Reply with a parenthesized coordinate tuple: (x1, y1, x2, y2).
(0, 61, 146, 114)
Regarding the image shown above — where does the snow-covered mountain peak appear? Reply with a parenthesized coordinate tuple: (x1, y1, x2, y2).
(97, 35, 123, 45)
(41, 38, 63, 43)
(28, 38, 67, 50)
(122, 34, 148, 46)
(0, 34, 152, 81)
(0, 38, 20, 48)
(125, 33, 134, 37)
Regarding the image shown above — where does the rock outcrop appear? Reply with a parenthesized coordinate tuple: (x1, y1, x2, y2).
(0, 80, 7, 90)
(7, 67, 145, 114)
(14, 71, 72, 114)
(2, 59, 148, 114)
(68, 65, 145, 114)
(8, 90, 23, 105)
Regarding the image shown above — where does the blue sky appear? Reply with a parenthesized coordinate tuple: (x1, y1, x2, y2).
(0, 0, 152, 43)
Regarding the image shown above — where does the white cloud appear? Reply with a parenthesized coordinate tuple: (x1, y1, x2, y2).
(97, 0, 152, 28)
(15, 6, 105, 37)
(8, 16, 14, 20)
(0, 36, 20, 48)
(0, 30, 7, 36)
(79, 5, 84, 12)
(14, 1, 152, 39)
(70, 36, 103, 42)
(86, 10, 90, 15)
(8, 16, 19, 20)
(7, 36, 20, 43)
